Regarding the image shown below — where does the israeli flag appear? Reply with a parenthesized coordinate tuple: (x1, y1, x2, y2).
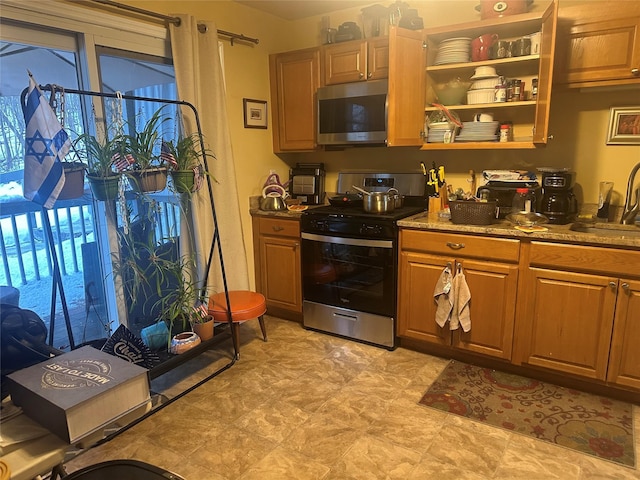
(23, 73, 70, 209)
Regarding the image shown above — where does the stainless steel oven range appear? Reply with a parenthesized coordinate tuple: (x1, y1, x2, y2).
(300, 173, 426, 349)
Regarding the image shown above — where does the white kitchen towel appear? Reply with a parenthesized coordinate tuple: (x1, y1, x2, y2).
(451, 267, 471, 332)
(433, 265, 453, 328)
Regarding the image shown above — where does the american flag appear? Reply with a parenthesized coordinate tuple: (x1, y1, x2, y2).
(193, 302, 209, 320)
(161, 141, 178, 169)
(112, 152, 135, 172)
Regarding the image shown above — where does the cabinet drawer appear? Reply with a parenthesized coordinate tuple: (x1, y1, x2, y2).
(258, 217, 300, 238)
(400, 230, 520, 263)
(530, 242, 640, 277)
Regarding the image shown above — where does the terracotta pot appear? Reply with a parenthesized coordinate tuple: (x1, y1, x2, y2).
(128, 167, 168, 193)
(58, 162, 86, 200)
(193, 318, 215, 341)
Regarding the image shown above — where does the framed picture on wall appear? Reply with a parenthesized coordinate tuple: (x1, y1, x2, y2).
(606, 106, 640, 145)
(243, 98, 268, 129)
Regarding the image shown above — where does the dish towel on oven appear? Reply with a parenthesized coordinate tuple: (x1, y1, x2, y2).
(451, 266, 471, 332)
(433, 265, 453, 327)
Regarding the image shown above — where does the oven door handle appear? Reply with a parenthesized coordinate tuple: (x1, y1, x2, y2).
(301, 232, 393, 249)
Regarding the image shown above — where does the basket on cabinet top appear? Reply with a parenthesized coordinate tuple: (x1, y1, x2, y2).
(449, 200, 498, 225)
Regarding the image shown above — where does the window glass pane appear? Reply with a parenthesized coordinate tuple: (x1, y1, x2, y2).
(0, 36, 110, 350)
(96, 48, 181, 340)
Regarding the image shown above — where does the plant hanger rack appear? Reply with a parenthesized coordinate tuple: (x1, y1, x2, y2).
(21, 84, 239, 379)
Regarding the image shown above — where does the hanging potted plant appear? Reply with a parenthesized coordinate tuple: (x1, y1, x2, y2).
(75, 133, 124, 201)
(58, 160, 86, 200)
(125, 108, 169, 194)
(162, 133, 209, 195)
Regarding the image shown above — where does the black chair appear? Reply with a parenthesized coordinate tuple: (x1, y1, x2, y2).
(62, 459, 186, 479)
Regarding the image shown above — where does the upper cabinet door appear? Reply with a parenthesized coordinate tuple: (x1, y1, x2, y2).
(554, 2, 640, 88)
(367, 36, 390, 80)
(323, 40, 368, 85)
(532, 0, 558, 145)
(269, 48, 320, 152)
(387, 26, 426, 147)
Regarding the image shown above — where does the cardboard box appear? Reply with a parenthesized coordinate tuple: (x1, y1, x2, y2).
(7, 346, 150, 444)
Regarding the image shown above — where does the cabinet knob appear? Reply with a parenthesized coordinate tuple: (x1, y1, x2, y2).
(446, 242, 465, 250)
(547, 135, 554, 140)
(631, 68, 639, 76)
(272, 225, 284, 232)
(621, 282, 630, 292)
(609, 281, 617, 290)
(359, 72, 364, 78)
(367, 72, 372, 78)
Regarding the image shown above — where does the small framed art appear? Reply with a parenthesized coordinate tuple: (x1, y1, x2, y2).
(243, 98, 268, 129)
(606, 106, 640, 145)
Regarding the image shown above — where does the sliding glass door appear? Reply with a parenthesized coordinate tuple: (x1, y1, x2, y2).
(0, 11, 176, 351)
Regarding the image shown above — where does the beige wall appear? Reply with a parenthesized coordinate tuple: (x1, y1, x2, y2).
(127, 0, 640, 289)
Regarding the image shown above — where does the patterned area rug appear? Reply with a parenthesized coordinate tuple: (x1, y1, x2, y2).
(419, 361, 636, 467)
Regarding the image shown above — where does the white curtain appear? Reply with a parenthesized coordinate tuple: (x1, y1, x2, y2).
(169, 15, 249, 296)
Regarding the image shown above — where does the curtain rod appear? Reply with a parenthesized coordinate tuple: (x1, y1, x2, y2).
(86, 0, 260, 45)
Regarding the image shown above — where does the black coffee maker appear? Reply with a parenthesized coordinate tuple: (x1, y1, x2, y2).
(540, 169, 578, 224)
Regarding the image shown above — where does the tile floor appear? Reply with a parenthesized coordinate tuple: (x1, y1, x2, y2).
(63, 316, 640, 479)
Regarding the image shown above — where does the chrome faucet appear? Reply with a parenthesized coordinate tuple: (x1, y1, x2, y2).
(621, 162, 640, 225)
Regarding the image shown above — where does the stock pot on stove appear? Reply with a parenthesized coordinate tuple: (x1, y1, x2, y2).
(352, 185, 396, 213)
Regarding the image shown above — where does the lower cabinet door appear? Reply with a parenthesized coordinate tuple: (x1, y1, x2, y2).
(259, 235, 302, 313)
(398, 253, 518, 360)
(607, 279, 640, 389)
(451, 258, 518, 360)
(522, 268, 617, 380)
(398, 251, 451, 346)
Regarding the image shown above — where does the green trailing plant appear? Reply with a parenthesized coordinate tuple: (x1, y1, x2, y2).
(150, 252, 203, 344)
(125, 107, 170, 170)
(163, 132, 217, 194)
(74, 132, 126, 177)
(162, 133, 202, 171)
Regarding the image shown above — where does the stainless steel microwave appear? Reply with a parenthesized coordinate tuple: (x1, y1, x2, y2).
(317, 79, 388, 146)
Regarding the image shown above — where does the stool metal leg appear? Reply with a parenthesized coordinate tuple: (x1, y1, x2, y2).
(258, 315, 267, 342)
(230, 322, 240, 359)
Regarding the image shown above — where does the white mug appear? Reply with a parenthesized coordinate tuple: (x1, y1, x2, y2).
(473, 112, 494, 122)
(527, 32, 541, 55)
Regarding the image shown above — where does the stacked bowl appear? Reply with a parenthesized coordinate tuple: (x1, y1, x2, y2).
(467, 66, 501, 104)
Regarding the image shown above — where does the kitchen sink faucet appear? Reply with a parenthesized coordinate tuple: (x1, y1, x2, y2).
(621, 162, 640, 225)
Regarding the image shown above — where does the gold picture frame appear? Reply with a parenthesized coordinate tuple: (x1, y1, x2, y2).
(243, 98, 268, 129)
(606, 106, 640, 145)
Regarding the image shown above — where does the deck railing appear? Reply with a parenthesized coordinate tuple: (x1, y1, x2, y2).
(0, 185, 180, 291)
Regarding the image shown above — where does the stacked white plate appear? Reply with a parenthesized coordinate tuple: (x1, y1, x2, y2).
(434, 37, 471, 65)
(427, 122, 457, 143)
(455, 121, 499, 142)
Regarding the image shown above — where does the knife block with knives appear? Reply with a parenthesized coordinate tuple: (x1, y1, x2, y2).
(426, 163, 447, 214)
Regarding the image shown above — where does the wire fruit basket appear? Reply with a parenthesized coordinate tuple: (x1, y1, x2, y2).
(449, 200, 497, 225)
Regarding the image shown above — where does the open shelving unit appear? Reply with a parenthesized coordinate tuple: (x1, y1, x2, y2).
(421, 1, 558, 150)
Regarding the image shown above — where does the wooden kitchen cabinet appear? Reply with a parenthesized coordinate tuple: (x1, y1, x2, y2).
(252, 216, 302, 321)
(554, 1, 640, 88)
(607, 279, 640, 389)
(517, 242, 640, 385)
(398, 230, 519, 360)
(322, 36, 388, 85)
(387, 26, 427, 147)
(421, 0, 558, 150)
(269, 47, 320, 152)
